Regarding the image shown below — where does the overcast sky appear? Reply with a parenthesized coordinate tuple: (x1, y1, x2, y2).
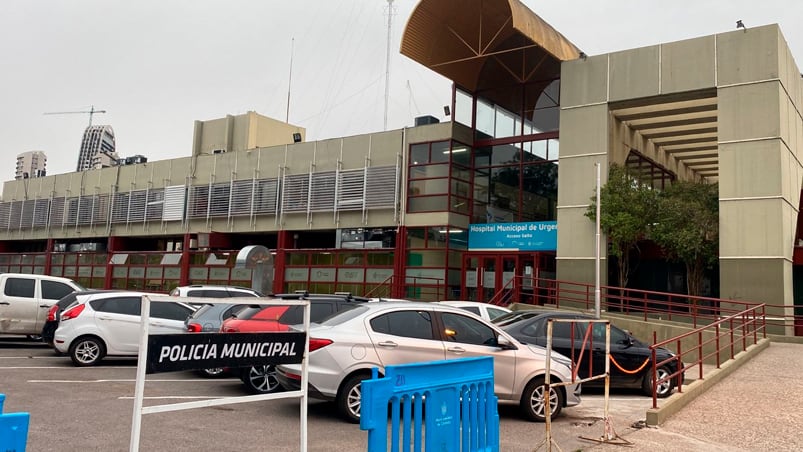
(2, 1, 802, 182)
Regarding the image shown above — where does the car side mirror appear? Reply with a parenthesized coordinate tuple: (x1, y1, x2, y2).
(497, 335, 517, 351)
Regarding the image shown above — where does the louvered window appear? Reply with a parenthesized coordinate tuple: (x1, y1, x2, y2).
(127, 190, 147, 222)
(229, 180, 254, 217)
(188, 185, 209, 219)
(0, 202, 10, 230)
(309, 171, 336, 212)
(50, 197, 66, 227)
(162, 185, 185, 221)
(64, 197, 79, 226)
(253, 179, 279, 215)
(33, 199, 50, 228)
(111, 192, 128, 223)
(365, 166, 397, 208)
(337, 169, 364, 211)
(19, 200, 34, 229)
(282, 174, 309, 213)
(208, 183, 230, 217)
(75, 197, 92, 225)
(145, 189, 164, 221)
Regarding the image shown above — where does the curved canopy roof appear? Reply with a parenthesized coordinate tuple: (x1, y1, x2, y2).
(401, 0, 582, 94)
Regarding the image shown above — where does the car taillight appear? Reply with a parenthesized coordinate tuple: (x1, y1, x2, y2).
(308, 338, 333, 352)
(61, 304, 85, 320)
(187, 323, 202, 333)
(46, 305, 59, 322)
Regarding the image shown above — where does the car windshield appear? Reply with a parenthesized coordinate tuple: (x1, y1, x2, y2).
(190, 304, 215, 319)
(319, 305, 369, 326)
(492, 311, 540, 327)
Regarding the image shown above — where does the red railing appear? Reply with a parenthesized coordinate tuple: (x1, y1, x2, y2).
(491, 275, 800, 335)
(648, 303, 766, 407)
(363, 274, 446, 301)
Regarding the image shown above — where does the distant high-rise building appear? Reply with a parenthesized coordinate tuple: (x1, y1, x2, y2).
(91, 150, 120, 169)
(76, 125, 115, 172)
(15, 151, 47, 179)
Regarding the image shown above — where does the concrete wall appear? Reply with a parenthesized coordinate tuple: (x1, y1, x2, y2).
(557, 24, 803, 321)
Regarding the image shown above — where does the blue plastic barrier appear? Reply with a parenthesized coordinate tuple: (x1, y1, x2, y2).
(360, 357, 499, 452)
(0, 394, 30, 452)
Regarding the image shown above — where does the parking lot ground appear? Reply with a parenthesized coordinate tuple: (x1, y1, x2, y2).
(0, 336, 683, 452)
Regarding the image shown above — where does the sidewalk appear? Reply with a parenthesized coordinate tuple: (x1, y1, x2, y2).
(585, 341, 803, 451)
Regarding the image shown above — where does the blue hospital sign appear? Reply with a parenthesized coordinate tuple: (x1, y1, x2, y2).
(468, 221, 557, 251)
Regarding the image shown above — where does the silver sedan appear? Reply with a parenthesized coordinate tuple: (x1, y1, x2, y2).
(276, 302, 581, 423)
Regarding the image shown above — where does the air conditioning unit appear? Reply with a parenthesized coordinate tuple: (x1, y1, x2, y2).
(414, 115, 440, 127)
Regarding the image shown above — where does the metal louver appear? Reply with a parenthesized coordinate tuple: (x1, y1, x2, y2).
(282, 174, 309, 213)
(309, 171, 336, 212)
(337, 169, 364, 211)
(162, 185, 185, 221)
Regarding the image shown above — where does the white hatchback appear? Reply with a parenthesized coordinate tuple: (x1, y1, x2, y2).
(54, 291, 194, 366)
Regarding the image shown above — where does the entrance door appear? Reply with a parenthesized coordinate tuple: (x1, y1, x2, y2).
(461, 252, 554, 304)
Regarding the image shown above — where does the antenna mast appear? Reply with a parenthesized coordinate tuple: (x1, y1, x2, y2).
(286, 38, 295, 123)
(383, 0, 395, 131)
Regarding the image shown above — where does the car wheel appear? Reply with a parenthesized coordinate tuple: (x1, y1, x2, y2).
(520, 377, 563, 422)
(27, 334, 43, 342)
(241, 365, 281, 394)
(69, 336, 106, 367)
(197, 368, 227, 378)
(337, 373, 368, 423)
(642, 366, 675, 398)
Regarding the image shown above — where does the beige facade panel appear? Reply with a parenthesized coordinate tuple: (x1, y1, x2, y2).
(719, 198, 791, 258)
(719, 258, 790, 306)
(716, 25, 781, 87)
(404, 122, 453, 146)
(718, 82, 782, 142)
(780, 89, 803, 164)
(404, 212, 450, 228)
(718, 140, 783, 199)
(560, 54, 609, 108)
(660, 35, 716, 94)
(778, 33, 803, 110)
(555, 207, 598, 259)
(608, 45, 660, 102)
(555, 258, 605, 292)
(556, 155, 606, 207)
(558, 104, 609, 158)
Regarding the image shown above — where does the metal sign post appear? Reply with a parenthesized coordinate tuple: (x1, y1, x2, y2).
(129, 295, 310, 452)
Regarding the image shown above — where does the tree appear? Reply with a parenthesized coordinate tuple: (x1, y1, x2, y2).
(585, 164, 659, 288)
(651, 181, 719, 297)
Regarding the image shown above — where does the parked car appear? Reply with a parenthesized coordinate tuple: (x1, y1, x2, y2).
(499, 310, 684, 397)
(438, 300, 511, 322)
(223, 292, 371, 394)
(0, 273, 84, 339)
(275, 301, 582, 423)
(170, 285, 263, 304)
(53, 291, 195, 366)
(42, 290, 108, 347)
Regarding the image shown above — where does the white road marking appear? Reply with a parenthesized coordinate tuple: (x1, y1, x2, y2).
(27, 378, 239, 383)
(118, 396, 227, 400)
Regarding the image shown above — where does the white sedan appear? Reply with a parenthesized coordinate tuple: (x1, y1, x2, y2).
(438, 300, 511, 322)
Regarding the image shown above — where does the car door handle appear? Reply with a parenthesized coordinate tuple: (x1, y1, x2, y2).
(447, 346, 465, 353)
(40, 304, 50, 308)
(98, 316, 113, 321)
(377, 341, 398, 348)
(0, 301, 9, 305)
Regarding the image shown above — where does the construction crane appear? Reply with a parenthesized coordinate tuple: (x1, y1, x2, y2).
(43, 105, 107, 127)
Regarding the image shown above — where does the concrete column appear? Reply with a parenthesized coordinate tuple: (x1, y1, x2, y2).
(716, 26, 803, 333)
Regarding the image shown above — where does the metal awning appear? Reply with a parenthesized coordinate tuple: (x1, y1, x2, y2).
(401, 0, 582, 100)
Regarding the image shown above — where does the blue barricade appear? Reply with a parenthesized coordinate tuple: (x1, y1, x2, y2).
(0, 394, 30, 452)
(360, 357, 499, 452)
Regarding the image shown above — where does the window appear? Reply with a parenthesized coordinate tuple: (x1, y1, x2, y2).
(227, 290, 260, 298)
(279, 301, 339, 324)
(41, 281, 75, 300)
(440, 313, 497, 346)
(591, 322, 631, 345)
(151, 302, 194, 321)
(92, 297, 141, 315)
(4, 278, 35, 298)
(370, 310, 434, 340)
(487, 308, 509, 321)
(459, 306, 481, 316)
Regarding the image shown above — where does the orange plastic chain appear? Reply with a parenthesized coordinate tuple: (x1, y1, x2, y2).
(609, 355, 650, 374)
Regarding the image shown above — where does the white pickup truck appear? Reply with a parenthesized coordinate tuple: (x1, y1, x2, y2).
(0, 273, 84, 338)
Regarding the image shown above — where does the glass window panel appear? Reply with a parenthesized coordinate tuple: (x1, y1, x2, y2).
(338, 253, 364, 266)
(409, 164, 449, 180)
(491, 144, 520, 165)
(548, 139, 559, 160)
(430, 141, 450, 163)
(310, 253, 334, 265)
(409, 179, 448, 196)
(451, 180, 470, 198)
(476, 99, 495, 139)
(495, 107, 516, 138)
(406, 228, 426, 249)
(50, 254, 64, 265)
(410, 143, 429, 165)
(160, 253, 182, 265)
(407, 196, 448, 212)
(455, 89, 472, 127)
(287, 254, 308, 265)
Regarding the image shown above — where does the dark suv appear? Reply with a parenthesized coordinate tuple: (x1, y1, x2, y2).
(221, 292, 371, 394)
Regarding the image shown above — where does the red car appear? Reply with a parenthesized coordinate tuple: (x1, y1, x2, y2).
(222, 293, 371, 394)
